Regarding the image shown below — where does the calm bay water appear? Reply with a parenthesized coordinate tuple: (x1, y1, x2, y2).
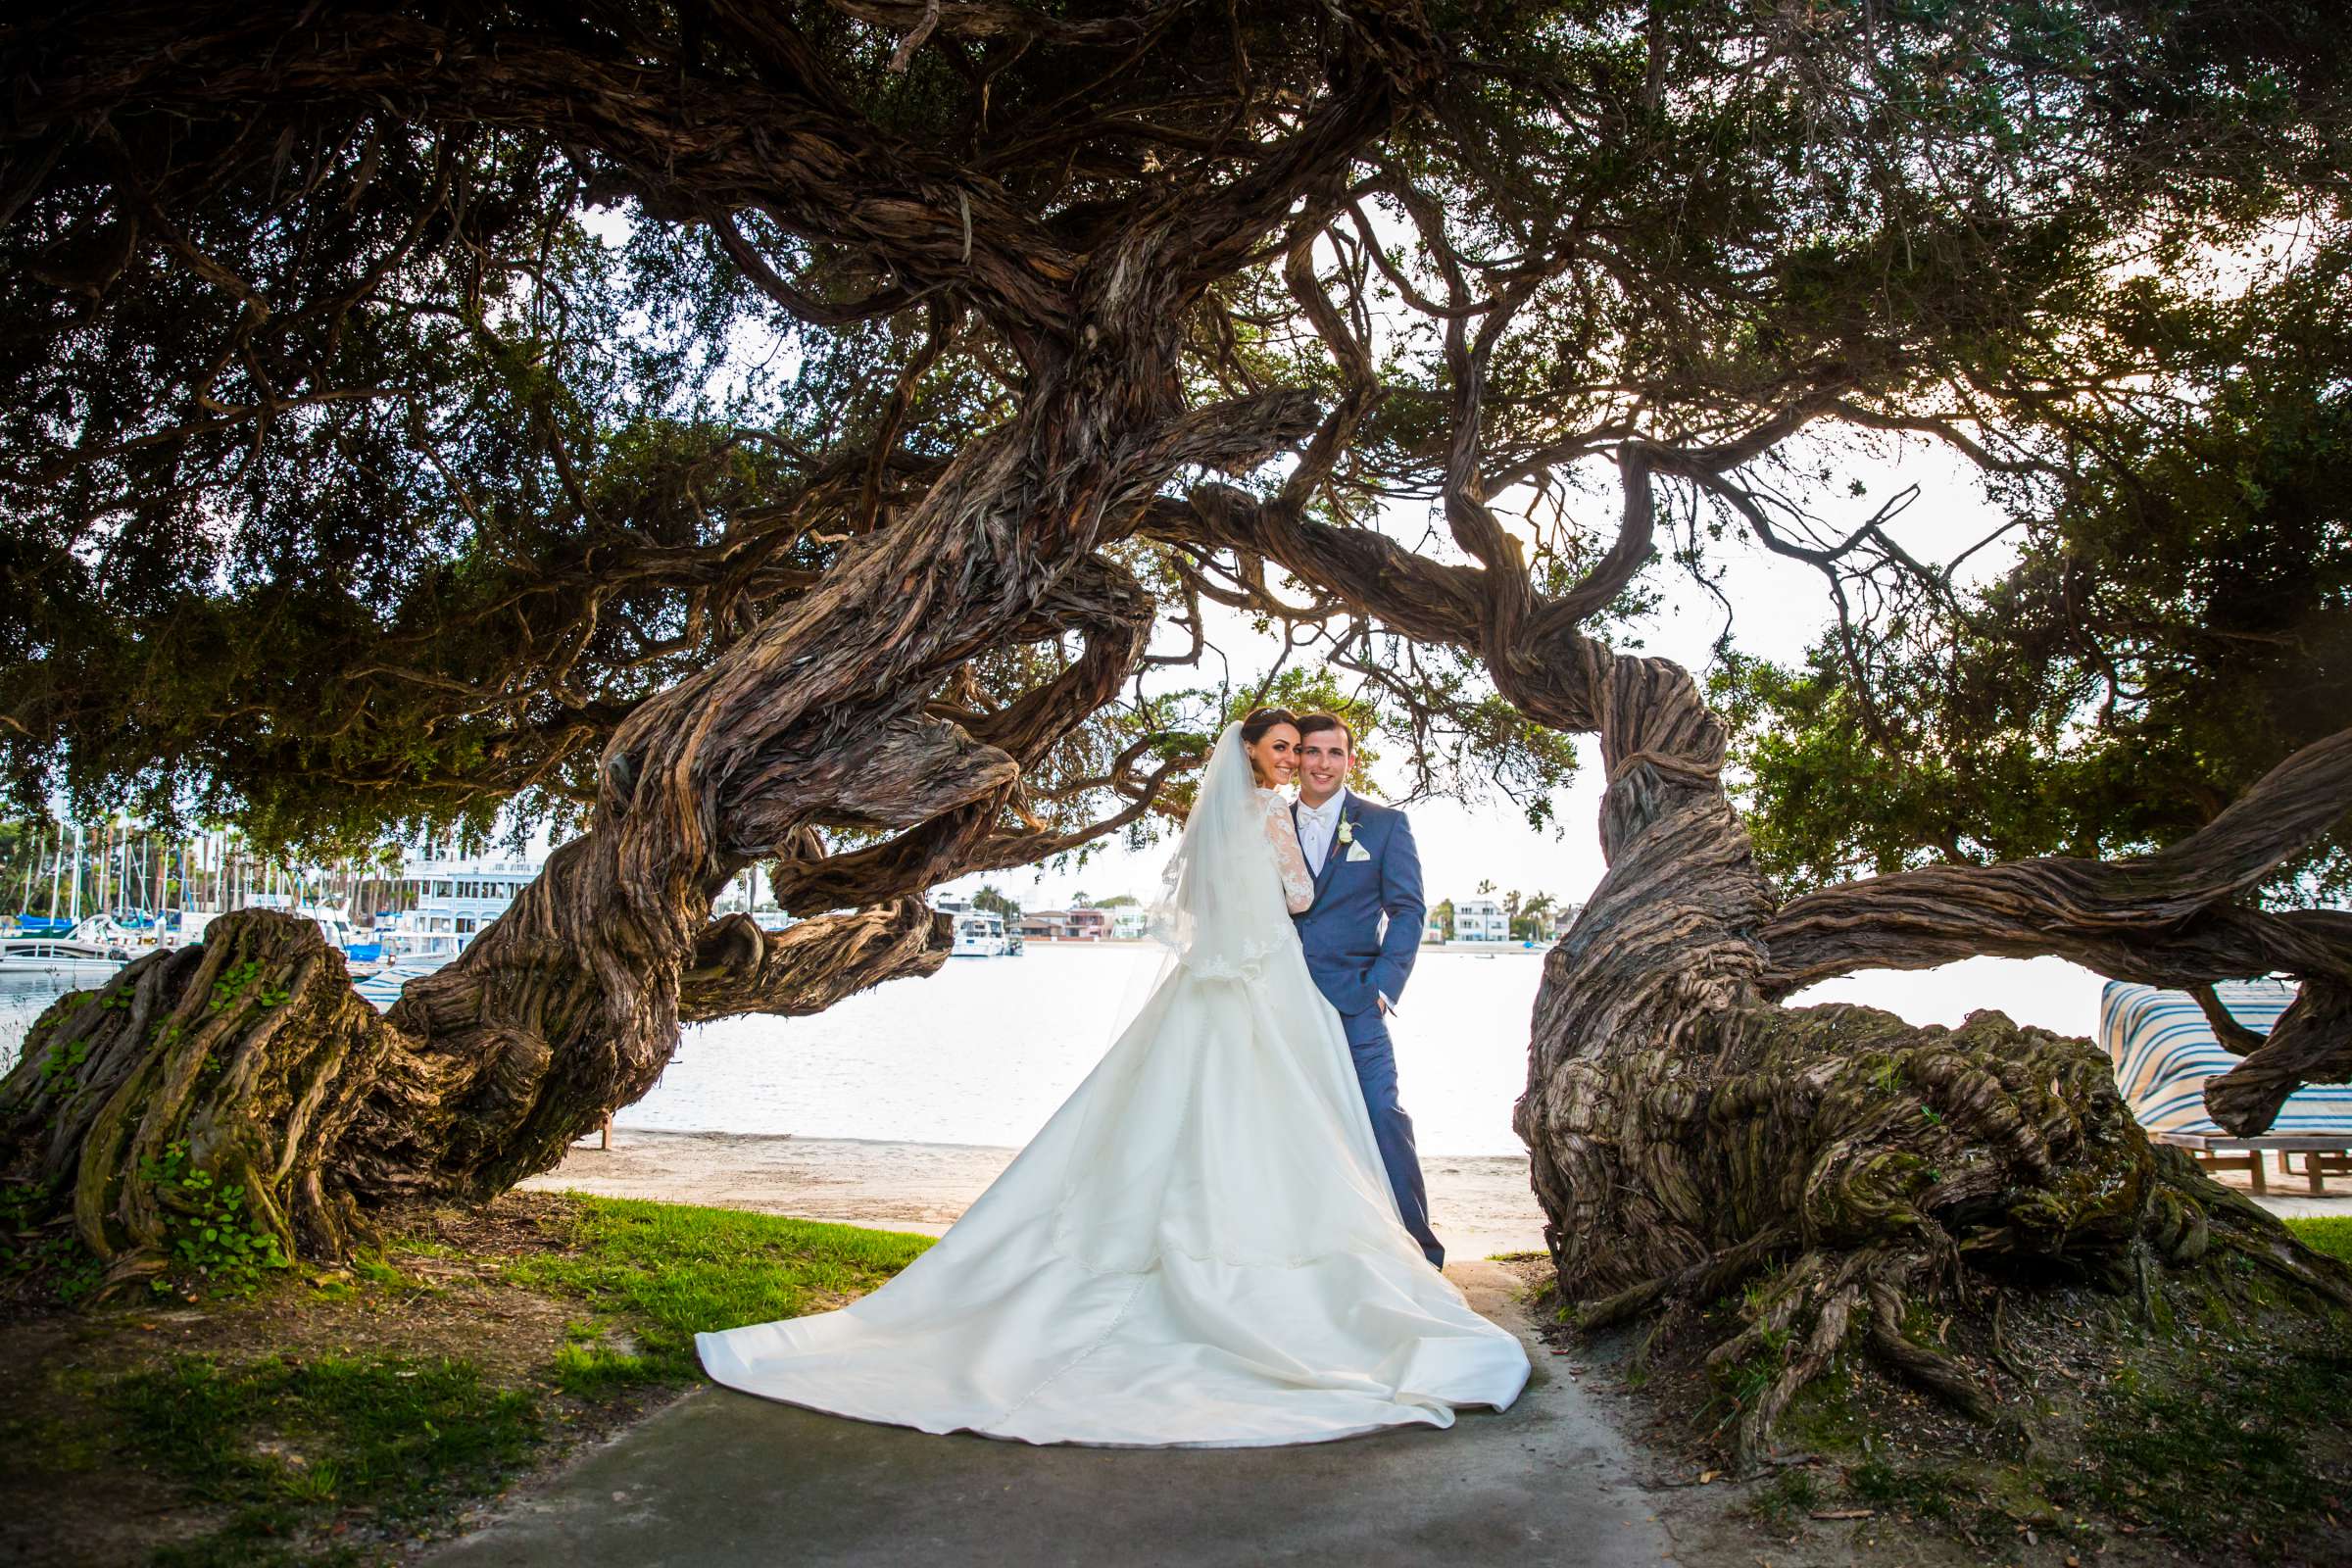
(1, 944, 2104, 1159)
(621, 947, 1550, 1156)
(0, 986, 63, 1070)
(0, 949, 1545, 1154)
(620, 945, 2105, 1153)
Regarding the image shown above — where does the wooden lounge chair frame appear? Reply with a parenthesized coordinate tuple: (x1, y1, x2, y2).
(2153, 1132, 2352, 1197)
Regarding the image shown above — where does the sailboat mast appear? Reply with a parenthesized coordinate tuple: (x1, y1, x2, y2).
(19, 825, 38, 914)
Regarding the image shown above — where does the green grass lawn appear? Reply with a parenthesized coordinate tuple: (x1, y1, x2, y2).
(18, 1194, 935, 1568)
(494, 1195, 934, 1385)
(2285, 1214, 2352, 1264)
(120, 1354, 542, 1568)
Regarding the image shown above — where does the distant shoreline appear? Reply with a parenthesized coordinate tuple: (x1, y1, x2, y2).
(963, 939, 1553, 956)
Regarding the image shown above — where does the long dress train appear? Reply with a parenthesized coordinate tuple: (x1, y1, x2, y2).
(695, 725, 1531, 1446)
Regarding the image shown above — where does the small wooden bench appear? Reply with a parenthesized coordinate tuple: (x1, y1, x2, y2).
(2154, 1133, 2352, 1197)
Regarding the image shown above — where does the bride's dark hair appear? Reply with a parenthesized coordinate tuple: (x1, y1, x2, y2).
(1238, 706, 1300, 744)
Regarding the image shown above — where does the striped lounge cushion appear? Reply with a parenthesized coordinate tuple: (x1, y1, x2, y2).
(2101, 979, 2352, 1138)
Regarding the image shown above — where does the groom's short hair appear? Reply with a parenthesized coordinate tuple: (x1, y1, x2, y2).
(1296, 712, 1354, 752)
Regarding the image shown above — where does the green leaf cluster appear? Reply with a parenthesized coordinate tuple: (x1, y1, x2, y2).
(137, 1142, 292, 1298)
(1717, 250, 2352, 900)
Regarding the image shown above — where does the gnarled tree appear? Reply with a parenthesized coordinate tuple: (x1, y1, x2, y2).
(3, 0, 2349, 1457)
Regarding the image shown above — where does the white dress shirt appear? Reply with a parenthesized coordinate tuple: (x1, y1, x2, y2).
(1295, 787, 1347, 876)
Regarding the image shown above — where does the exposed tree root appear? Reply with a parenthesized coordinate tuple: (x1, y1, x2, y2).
(1864, 1281, 1996, 1423)
(1736, 1267, 1863, 1469)
(0, 906, 953, 1296)
(1543, 999, 2352, 1473)
(1581, 1225, 1794, 1333)
(1, 913, 386, 1294)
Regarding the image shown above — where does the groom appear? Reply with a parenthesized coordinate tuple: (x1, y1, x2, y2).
(1289, 713, 1444, 1269)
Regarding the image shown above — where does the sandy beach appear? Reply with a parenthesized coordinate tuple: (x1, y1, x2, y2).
(521, 1127, 1557, 1258)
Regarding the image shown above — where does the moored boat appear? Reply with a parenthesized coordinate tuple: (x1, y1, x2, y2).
(0, 938, 127, 989)
(951, 912, 1007, 956)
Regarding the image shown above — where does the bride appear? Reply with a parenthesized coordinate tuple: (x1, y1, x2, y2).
(695, 709, 1532, 1446)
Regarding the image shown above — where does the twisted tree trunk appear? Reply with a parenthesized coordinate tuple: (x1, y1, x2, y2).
(0, 432, 1105, 1290)
(0, 202, 1293, 1291)
(0, 898, 945, 1293)
(0, 1, 1435, 1298)
(1510, 649, 2352, 1466)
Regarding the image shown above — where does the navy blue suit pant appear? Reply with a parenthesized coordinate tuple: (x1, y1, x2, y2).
(1340, 1005, 1444, 1269)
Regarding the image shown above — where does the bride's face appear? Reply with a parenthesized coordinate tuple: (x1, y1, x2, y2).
(1246, 723, 1301, 787)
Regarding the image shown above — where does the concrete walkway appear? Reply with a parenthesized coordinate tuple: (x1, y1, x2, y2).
(424, 1262, 1673, 1568)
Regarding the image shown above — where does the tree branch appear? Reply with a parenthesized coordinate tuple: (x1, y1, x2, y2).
(1757, 727, 2352, 1129)
(1759, 730, 2352, 996)
(678, 898, 951, 1022)
(2204, 978, 2352, 1136)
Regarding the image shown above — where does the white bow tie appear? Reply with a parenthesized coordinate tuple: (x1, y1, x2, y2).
(1299, 800, 1339, 820)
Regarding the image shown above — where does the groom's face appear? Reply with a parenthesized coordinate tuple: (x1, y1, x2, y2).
(1298, 728, 1351, 803)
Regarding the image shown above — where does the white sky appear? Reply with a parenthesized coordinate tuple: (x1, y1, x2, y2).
(931, 432, 2124, 1042)
(944, 432, 1997, 913)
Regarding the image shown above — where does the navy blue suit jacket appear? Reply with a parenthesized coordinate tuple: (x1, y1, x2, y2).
(1291, 790, 1425, 1024)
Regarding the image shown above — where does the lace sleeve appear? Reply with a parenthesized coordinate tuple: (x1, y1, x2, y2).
(1259, 791, 1315, 913)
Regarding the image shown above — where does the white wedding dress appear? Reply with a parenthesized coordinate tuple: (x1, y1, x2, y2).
(695, 723, 1531, 1446)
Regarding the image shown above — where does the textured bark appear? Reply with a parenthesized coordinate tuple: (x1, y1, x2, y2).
(0, 914, 384, 1294)
(1509, 652, 2352, 1468)
(678, 900, 949, 1024)
(2203, 976, 2352, 1135)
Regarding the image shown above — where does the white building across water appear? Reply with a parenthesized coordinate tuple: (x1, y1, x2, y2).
(375, 851, 541, 966)
(1452, 897, 1509, 942)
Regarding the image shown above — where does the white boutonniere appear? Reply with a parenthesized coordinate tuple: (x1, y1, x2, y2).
(1335, 817, 1354, 846)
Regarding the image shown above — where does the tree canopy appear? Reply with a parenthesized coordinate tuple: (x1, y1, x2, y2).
(8, 1, 2345, 904)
